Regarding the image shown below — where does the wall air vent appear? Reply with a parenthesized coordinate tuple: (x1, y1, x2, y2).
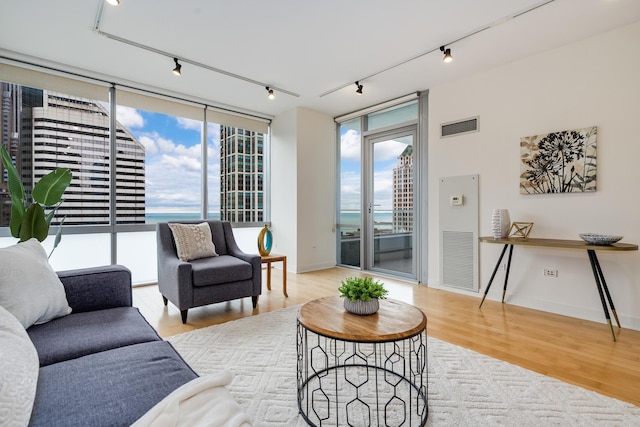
(440, 116, 479, 138)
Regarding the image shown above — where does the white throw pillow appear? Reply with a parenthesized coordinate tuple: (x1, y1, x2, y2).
(0, 238, 72, 328)
(0, 305, 39, 426)
(168, 222, 218, 262)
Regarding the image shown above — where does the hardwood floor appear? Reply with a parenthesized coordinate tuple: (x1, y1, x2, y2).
(133, 266, 640, 407)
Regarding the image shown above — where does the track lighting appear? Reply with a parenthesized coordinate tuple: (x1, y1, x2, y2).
(440, 46, 453, 63)
(355, 81, 363, 95)
(266, 87, 275, 100)
(172, 58, 182, 76)
(106, 0, 120, 5)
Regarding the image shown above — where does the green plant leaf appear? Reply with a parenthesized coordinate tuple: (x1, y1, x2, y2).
(1, 145, 26, 202)
(19, 203, 49, 242)
(49, 216, 66, 258)
(32, 168, 72, 206)
(9, 197, 24, 238)
(338, 276, 388, 302)
(44, 200, 63, 225)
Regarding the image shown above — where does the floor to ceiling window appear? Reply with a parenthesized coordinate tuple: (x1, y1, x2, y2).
(336, 99, 421, 280)
(337, 118, 362, 267)
(0, 64, 271, 283)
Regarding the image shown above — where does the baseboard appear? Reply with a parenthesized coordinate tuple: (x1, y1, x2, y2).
(295, 261, 336, 274)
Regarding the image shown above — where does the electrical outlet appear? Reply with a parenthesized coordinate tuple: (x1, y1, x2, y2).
(543, 269, 558, 277)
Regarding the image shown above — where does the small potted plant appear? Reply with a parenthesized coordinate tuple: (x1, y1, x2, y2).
(338, 276, 388, 315)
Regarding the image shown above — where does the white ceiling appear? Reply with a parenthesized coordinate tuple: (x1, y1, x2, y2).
(2, 0, 640, 119)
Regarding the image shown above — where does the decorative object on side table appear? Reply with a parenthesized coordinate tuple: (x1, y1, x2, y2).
(338, 276, 388, 315)
(491, 208, 511, 238)
(257, 224, 273, 256)
(509, 222, 534, 239)
(579, 233, 623, 245)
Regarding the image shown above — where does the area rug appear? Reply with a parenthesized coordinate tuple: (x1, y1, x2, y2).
(168, 306, 640, 426)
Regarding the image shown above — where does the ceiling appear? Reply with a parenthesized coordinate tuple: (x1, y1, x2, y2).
(2, 0, 640, 119)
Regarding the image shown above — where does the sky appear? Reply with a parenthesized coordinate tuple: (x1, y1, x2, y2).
(114, 106, 410, 215)
(115, 105, 220, 213)
(340, 127, 411, 212)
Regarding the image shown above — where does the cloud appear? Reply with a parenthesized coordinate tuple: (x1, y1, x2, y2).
(160, 153, 201, 172)
(117, 116, 227, 213)
(116, 106, 145, 129)
(340, 129, 360, 161)
(138, 136, 158, 155)
(176, 117, 202, 131)
(374, 139, 409, 162)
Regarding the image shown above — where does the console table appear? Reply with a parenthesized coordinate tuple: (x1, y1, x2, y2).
(297, 296, 428, 426)
(479, 237, 638, 341)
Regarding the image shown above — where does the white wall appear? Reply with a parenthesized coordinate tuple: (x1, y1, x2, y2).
(270, 109, 299, 270)
(271, 107, 336, 273)
(295, 108, 337, 272)
(428, 21, 640, 330)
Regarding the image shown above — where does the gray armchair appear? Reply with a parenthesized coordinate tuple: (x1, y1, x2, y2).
(156, 220, 261, 323)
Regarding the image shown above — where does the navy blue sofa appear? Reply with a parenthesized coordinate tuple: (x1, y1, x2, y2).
(26, 265, 197, 427)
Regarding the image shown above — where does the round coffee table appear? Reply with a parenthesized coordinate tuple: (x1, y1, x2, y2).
(297, 296, 428, 426)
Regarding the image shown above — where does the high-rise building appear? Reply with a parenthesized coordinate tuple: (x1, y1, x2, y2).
(0, 84, 146, 227)
(392, 144, 413, 232)
(0, 83, 22, 226)
(219, 126, 264, 223)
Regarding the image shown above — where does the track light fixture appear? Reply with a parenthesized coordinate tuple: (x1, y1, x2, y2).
(266, 87, 275, 100)
(440, 46, 453, 63)
(106, 0, 120, 5)
(355, 81, 363, 95)
(172, 58, 182, 76)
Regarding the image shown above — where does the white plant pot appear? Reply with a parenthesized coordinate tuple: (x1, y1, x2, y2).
(343, 298, 380, 315)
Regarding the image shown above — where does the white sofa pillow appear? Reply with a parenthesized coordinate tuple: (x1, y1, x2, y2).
(168, 222, 218, 261)
(0, 305, 39, 426)
(0, 238, 72, 328)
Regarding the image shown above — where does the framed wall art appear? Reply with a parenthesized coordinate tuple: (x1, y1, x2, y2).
(520, 126, 596, 194)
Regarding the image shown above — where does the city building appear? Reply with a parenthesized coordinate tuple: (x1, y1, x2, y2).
(219, 126, 264, 223)
(392, 144, 413, 233)
(0, 84, 146, 226)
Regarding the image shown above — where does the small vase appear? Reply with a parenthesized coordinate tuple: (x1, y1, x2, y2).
(344, 298, 379, 315)
(491, 209, 511, 238)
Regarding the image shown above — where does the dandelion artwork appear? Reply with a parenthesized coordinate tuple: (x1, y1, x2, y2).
(520, 126, 596, 194)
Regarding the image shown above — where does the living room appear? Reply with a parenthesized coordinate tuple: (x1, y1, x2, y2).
(2, 1, 640, 426)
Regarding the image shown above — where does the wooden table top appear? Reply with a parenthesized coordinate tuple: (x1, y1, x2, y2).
(260, 254, 286, 261)
(297, 296, 427, 342)
(479, 236, 638, 252)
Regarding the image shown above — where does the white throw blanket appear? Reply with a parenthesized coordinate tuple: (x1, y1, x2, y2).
(132, 371, 252, 427)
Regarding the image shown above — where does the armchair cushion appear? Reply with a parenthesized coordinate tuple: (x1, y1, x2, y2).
(191, 255, 253, 287)
(168, 222, 218, 261)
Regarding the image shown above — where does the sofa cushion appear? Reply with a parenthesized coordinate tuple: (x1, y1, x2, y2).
(0, 306, 39, 426)
(29, 341, 198, 427)
(0, 238, 71, 328)
(131, 372, 252, 427)
(169, 222, 218, 261)
(191, 255, 253, 287)
(27, 307, 161, 366)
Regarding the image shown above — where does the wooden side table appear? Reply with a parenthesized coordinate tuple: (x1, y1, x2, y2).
(261, 254, 287, 297)
(297, 296, 428, 426)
